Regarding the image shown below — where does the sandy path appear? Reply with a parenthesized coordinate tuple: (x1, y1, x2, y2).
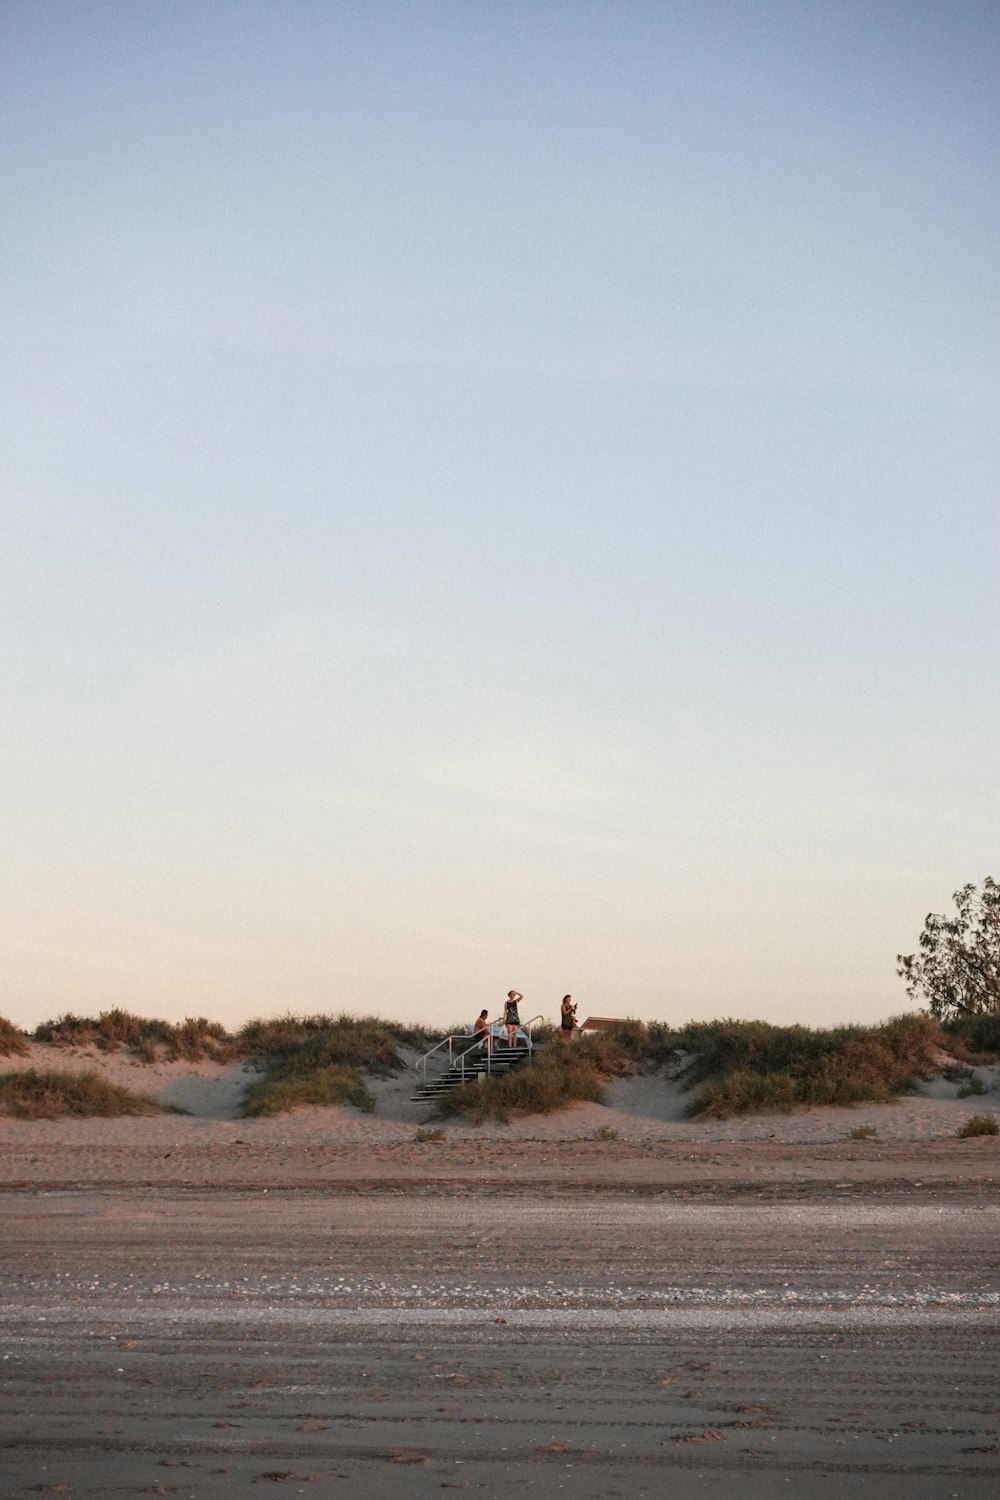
(2, 1188, 998, 1497)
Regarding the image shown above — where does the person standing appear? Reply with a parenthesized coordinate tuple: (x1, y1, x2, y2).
(504, 991, 522, 1046)
(560, 994, 577, 1040)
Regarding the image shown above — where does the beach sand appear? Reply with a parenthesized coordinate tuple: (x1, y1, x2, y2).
(1, 1041, 999, 1192)
(2, 1044, 998, 1496)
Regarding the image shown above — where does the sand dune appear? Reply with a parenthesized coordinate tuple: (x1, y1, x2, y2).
(1, 1041, 998, 1152)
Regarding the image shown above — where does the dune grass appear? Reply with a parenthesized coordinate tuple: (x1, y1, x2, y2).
(956, 1113, 999, 1138)
(571, 1013, 947, 1119)
(14, 1003, 993, 1122)
(239, 1064, 374, 1117)
(0, 1068, 171, 1119)
(431, 1013, 957, 1123)
(435, 1035, 629, 1124)
(236, 1012, 425, 1116)
(237, 1012, 408, 1074)
(34, 1010, 236, 1063)
(0, 1016, 30, 1058)
(684, 1015, 946, 1118)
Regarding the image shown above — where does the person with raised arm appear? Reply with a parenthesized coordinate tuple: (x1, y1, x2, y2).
(504, 991, 523, 1047)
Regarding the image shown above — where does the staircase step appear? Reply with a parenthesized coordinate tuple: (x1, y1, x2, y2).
(409, 1040, 539, 1101)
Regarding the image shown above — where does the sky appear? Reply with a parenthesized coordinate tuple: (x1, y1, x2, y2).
(2, 1, 998, 1033)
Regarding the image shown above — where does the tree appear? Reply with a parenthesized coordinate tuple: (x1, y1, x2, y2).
(897, 877, 1000, 1018)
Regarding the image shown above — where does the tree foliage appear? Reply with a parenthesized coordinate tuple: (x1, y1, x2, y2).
(897, 877, 1000, 1019)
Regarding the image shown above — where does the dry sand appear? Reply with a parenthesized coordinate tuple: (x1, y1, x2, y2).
(2, 1043, 998, 1496)
(3, 1187, 999, 1498)
(1, 1041, 998, 1195)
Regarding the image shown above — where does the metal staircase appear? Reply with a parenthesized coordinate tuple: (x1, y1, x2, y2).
(410, 1019, 543, 1103)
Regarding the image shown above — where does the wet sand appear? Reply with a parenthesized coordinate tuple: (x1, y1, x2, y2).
(2, 1169, 999, 1498)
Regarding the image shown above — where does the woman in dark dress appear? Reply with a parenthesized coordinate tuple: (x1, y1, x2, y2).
(504, 991, 522, 1046)
(560, 994, 577, 1040)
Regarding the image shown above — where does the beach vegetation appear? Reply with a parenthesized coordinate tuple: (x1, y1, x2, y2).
(435, 1035, 628, 1124)
(0, 1016, 30, 1058)
(679, 1014, 944, 1118)
(955, 1113, 999, 1138)
(239, 1064, 374, 1117)
(236, 1013, 419, 1116)
(33, 1010, 235, 1063)
(431, 1014, 950, 1123)
(0, 1068, 171, 1119)
(943, 1010, 1000, 1062)
(897, 876, 1000, 1019)
(414, 1126, 446, 1142)
(847, 1125, 877, 1139)
(237, 1013, 408, 1075)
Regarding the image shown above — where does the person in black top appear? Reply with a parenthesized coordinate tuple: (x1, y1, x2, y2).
(504, 991, 522, 1046)
(560, 994, 577, 1040)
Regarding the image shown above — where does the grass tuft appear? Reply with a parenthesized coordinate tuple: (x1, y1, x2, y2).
(414, 1126, 446, 1143)
(0, 1016, 30, 1058)
(956, 1113, 999, 1138)
(33, 1010, 235, 1063)
(236, 1013, 414, 1117)
(237, 1013, 406, 1075)
(847, 1125, 877, 1140)
(435, 1035, 628, 1124)
(672, 1014, 946, 1118)
(0, 1068, 170, 1119)
(239, 1064, 373, 1117)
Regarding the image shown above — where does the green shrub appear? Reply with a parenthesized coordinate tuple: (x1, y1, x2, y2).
(683, 1014, 945, 1118)
(693, 1069, 802, 1118)
(436, 1042, 619, 1124)
(598, 1019, 650, 1058)
(956, 1113, 999, 1138)
(528, 1022, 559, 1045)
(592, 1125, 620, 1141)
(957, 1073, 988, 1098)
(414, 1126, 446, 1143)
(0, 1017, 29, 1058)
(388, 1023, 445, 1052)
(945, 1012, 1000, 1062)
(0, 1068, 168, 1119)
(573, 1032, 631, 1078)
(643, 1021, 687, 1066)
(239, 1064, 374, 1117)
(237, 1013, 403, 1075)
(235, 1014, 404, 1116)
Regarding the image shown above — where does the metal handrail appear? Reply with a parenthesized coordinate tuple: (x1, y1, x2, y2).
(415, 1013, 546, 1082)
(415, 1031, 475, 1082)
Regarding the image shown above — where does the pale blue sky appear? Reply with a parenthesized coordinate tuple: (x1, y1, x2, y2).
(3, 1, 998, 1031)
